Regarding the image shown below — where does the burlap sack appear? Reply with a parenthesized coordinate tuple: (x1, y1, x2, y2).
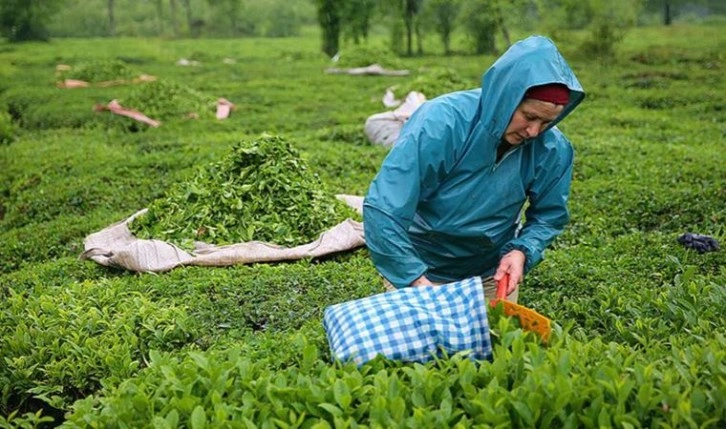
(80, 195, 365, 273)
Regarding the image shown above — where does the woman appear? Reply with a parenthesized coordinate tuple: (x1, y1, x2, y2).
(363, 35, 586, 301)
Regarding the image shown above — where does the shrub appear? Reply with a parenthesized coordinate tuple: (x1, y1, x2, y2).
(0, 279, 196, 416)
(4, 85, 113, 131)
(63, 332, 726, 427)
(0, 109, 16, 144)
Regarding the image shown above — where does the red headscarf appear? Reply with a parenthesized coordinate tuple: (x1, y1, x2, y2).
(525, 83, 570, 105)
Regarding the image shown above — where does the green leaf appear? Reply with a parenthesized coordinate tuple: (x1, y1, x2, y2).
(318, 403, 343, 418)
(333, 379, 352, 409)
(165, 409, 179, 428)
(190, 405, 207, 429)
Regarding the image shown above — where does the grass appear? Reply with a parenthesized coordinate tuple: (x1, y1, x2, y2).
(0, 22, 724, 427)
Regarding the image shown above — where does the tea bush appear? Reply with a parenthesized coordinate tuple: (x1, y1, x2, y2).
(62, 333, 726, 428)
(0, 109, 16, 144)
(3, 84, 117, 131)
(0, 279, 197, 413)
(0, 127, 214, 273)
(0, 214, 96, 273)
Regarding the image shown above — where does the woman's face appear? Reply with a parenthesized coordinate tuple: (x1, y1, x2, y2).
(503, 99, 564, 145)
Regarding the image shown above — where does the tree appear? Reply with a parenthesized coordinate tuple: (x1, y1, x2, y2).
(207, 0, 248, 37)
(341, 0, 376, 44)
(663, 0, 673, 24)
(169, 0, 179, 36)
(424, 0, 461, 55)
(180, 0, 198, 37)
(403, 0, 424, 56)
(641, 0, 726, 26)
(316, 0, 341, 57)
(580, 0, 641, 57)
(641, 0, 680, 25)
(537, 0, 642, 58)
(0, 0, 64, 42)
(258, 0, 306, 37)
(155, 0, 165, 35)
(460, 0, 499, 55)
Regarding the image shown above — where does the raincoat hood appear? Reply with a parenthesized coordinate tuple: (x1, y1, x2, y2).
(479, 35, 585, 140)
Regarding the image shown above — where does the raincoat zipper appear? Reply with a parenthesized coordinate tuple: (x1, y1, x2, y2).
(492, 144, 521, 172)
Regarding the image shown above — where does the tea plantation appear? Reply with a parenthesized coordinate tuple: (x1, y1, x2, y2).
(0, 23, 724, 428)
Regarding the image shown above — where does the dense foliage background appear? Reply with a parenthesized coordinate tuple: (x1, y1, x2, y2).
(0, 2, 724, 427)
(0, 0, 725, 49)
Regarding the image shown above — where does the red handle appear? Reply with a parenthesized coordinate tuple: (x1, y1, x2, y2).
(496, 274, 509, 300)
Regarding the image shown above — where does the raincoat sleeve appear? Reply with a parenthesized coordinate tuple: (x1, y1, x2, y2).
(363, 102, 462, 288)
(501, 133, 574, 273)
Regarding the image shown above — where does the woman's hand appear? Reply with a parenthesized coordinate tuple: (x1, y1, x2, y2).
(494, 250, 526, 294)
(410, 275, 435, 287)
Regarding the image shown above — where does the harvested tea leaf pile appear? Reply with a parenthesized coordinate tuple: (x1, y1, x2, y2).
(397, 67, 472, 98)
(131, 135, 358, 249)
(120, 80, 215, 120)
(59, 59, 136, 83)
(335, 46, 403, 69)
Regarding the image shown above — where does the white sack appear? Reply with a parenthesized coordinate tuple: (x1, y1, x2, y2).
(325, 63, 410, 76)
(364, 91, 426, 147)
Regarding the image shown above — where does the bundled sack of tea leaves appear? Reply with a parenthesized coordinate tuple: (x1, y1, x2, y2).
(325, 46, 409, 76)
(334, 46, 403, 69)
(118, 80, 216, 121)
(395, 67, 472, 99)
(82, 135, 364, 272)
(364, 91, 426, 147)
(130, 135, 359, 251)
(363, 68, 470, 145)
(57, 59, 137, 83)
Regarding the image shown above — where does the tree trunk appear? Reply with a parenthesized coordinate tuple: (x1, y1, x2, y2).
(108, 0, 115, 36)
(169, 0, 178, 36)
(404, 15, 413, 56)
(180, 0, 195, 37)
(155, 0, 164, 35)
(318, 0, 340, 57)
(403, 0, 416, 56)
(415, 18, 423, 55)
(664, 1, 672, 26)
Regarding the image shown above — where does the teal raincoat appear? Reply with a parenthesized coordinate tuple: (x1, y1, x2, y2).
(363, 36, 585, 289)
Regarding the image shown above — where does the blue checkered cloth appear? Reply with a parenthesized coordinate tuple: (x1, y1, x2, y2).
(323, 276, 492, 366)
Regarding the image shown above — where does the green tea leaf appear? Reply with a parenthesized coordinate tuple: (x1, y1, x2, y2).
(190, 405, 207, 429)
